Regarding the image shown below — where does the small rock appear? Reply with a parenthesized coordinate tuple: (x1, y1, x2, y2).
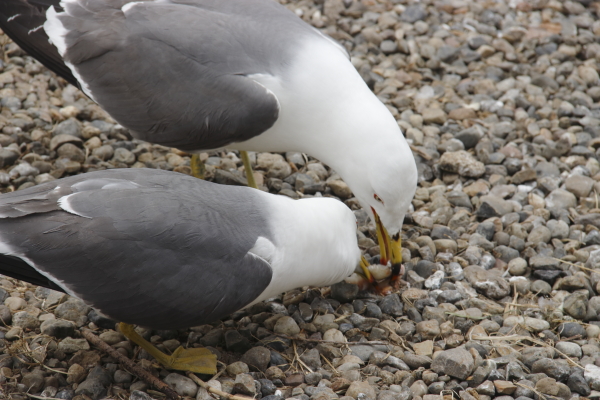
(257, 153, 292, 179)
(545, 189, 577, 209)
(346, 381, 376, 400)
(494, 380, 517, 395)
(563, 291, 588, 319)
(53, 118, 82, 138)
(22, 372, 45, 393)
(67, 364, 87, 384)
(233, 373, 256, 396)
(98, 330, 125, 345)
(12, 311, 41, 330)
(240, 347, 270, 372)
(555, 341, 582, 358)
(508, 258, 527, 276)
(165, 373, 198, 397)
(379, 294, 403, 317)
(329, 179, 353, 199)
(439, 151, 485, 178)
(324, 328, 346, 342)
(431, 348, 474, 380)
(4, 296, 27, 311)
(449, 108, 476, 120)
(557, 322, 587, 338)
(55, 298, 91, 324)
(416, 320, 440, 339)
(57, 337, 90, 353)
(75, 378, 108, 400)
(300, 348, 322, 370)
(0, 149, 19, 168)
(565, 175, 595, 198)
(331, 281, 359, 303)
(224, 330, 251, 352)
(535, 377, 571, 400)
(285, 374, 305, 387)
(227, 361, 250, 376)
(130, 391, 155, 400)
(422, 108, 448, 125)
(40, 319, 76, 338)
(477, 196, 513, 218)
(273, 316, 300, 336)
(585, 364, 600, 390)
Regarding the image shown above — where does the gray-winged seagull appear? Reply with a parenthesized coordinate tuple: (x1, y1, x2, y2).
(0, 168, 360, 373)
(0, 0, 418, 287)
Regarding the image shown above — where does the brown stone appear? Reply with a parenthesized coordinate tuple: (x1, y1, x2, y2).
(463, 180, 490, 197)
(331, 377, 351, 391)
(285, 373, 305, 387)
(494, 380, 517, 395)
(346, 381, 376, 400)
(448, 107, 476, 120)
(67, 363, 87, 384)
(511, 169, 537, 184)
(416, 320, 440, 339)
(422, 108, 448, 125)
(431, 348, 474, 380)
(413, 340, 434, 357)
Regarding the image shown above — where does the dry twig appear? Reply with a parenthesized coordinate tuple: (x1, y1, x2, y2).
(26, 395, 64, 400)
(320, 353, 338, 374)
(471, 334, 583, 369)
(293, 340, 314, 373)
(79, 329, 180, 400)
(274, 333, 389, 346)
(186, 372, 255, 400)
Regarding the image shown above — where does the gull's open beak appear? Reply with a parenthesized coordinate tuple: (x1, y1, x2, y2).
(372, 207, 403, 283)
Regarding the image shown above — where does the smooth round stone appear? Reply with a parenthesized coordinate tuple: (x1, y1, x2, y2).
(323, 328, 345, 343)
(164, 373, 198, 397)
(4, 297, 27, 311)
(530, 280, 552, 295)
(524, 317, 550, 332)
(555, 341, 582, 358)
(503, 316, 525, 327)
(587, 325, 600, 339)
(226, 361, 249, 376)
(510, 277, 531, 294)
(273, 316, 300, 336)
(508, 258, 527, 276)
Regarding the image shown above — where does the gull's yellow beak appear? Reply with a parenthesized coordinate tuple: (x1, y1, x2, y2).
(359, 255, 375, 284)
(372, 207, 403, 282)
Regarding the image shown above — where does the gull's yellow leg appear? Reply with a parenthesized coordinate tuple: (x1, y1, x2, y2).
(240, 151, 258, 189)
(119, 323, 217, 374)
(190, 154, 206, 180)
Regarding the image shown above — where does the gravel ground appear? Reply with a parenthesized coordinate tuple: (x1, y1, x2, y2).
(2, 0, 600, 400)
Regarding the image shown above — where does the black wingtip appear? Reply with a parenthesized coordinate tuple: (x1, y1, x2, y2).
(0, 0, 78, 87)
(0, 253, 65, 293)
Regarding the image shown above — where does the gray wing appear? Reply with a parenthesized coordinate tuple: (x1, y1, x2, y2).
(46, 0, 327, 151)
(0, 169, 273, 329)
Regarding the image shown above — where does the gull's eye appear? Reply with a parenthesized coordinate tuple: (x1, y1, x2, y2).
(374, 194, 384, 205)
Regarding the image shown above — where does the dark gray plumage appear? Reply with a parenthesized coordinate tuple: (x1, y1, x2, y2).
(0, 169, 273, 329)
(44, 0, 331, 151)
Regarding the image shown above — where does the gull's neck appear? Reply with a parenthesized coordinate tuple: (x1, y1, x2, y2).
(248, 194, 360, 304)
(235, 36, 408, 207)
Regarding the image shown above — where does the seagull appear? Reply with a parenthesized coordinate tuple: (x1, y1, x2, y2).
(0, 168, 360, 373)
(0, 0, 417, 286)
